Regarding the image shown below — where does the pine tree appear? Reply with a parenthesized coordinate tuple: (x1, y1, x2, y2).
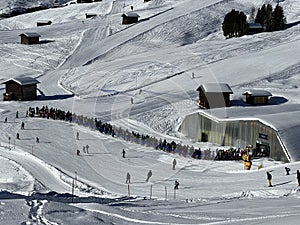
(271, 4, 286, 31)
(222, 9, 247, 38)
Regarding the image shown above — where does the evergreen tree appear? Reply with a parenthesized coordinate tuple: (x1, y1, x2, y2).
(264, 4, 273, 31)
(222, 9, 247, 38)
(271, 4, 286, 31)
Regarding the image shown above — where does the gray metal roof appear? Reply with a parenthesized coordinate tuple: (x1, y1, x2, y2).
(248, 23, 263, 29)
(2, 77, 40, 85)
(198, 83, 233, 93)
(243, 90, 272, 97)
(19, 32, 41, 38)
(122, 12, 140, 18)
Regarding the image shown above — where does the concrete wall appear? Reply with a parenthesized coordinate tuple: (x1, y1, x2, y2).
(180, 112, 290, 162)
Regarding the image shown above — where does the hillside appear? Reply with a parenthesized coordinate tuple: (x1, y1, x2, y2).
(0, 0, 300, 224)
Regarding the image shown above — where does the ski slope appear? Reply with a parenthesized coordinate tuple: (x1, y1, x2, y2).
(0, 0, 300, 224)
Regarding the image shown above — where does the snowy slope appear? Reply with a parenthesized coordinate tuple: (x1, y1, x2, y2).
(0, 0, 300, 224)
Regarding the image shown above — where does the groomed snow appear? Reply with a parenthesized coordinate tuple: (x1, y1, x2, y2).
(0, 0, 300, 224)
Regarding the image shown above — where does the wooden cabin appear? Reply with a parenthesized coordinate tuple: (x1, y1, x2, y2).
(247, 23, 263, 34)
(19, 32, 40, 44)
(37, 20, 52, 27)
(122, 12, 140, 24)
(196, 83, 233, 109)
(243, 90, 272, 105)
(77, 0, 93, 3)
(2, 77, 40, 101)
(85, 13, 97, 19)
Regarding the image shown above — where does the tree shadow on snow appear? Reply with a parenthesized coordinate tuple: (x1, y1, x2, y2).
(285, 20, 300, 29)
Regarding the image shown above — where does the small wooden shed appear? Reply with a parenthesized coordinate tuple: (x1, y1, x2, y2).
(243, 90, 272, 105)
(122, 12, 140, 24)
(77, 0, 93, 3)
(19, 32, 40, 44)
(37, 20, 52, 27)
(196, 83, 233, 109)
(2, 77, 40, 101)
(247, 23, 263, 34)
(85, 13, 97, 19)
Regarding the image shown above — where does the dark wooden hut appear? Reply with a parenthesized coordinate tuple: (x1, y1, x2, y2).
(85, 13, 97, 19)
(247, 23, 263, 34)
(77, 0, 93, 3)
(196, 83, 233, 109)
(2, 77, 40, 101)
(19, 32, 40, 44)
(243, 90, 272, 105)
(37, 20, 52, 27)
(122, 12, 140, 24)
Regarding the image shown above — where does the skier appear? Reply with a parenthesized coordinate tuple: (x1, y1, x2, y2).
(16, 133, 20, 140)
(297, 170, 300, 186)
(86, 144, 89, 154)
(131, 97, 134, 104)
(122, 149, 126, 158)
(76, 149, 80, 156)
(267, 172, 272, 187)
(172, 158, 177, 170)
(82, 146, 86, 153)
(21, 122, 25, 130)
(145, 170, 152, 182)
(174, 180, 179, 190)
(76, 132, 79, 140)
(16, 111, 18, 118)
(126, 172, 131, 184)
(36, 137, 39, 143)
(285, 167, 291, 175)
(4, 117, 7, 123)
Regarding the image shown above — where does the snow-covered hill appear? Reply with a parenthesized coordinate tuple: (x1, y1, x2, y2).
(0, 0, 300, 224)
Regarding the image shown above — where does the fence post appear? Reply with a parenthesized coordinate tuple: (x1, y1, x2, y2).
(128, 183, 130, 197)
(71, 178, 75, 203)
(165, 186, 167, 201)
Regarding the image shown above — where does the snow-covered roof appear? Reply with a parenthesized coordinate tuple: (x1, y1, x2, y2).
(248, 23, 263, 29)
(197, 83, 233, 93)
(19, 32, 41, 37)
(2, 77, 40, 85)
(122, 12, 140, 18)
(36, 20, 52, 23)
(243, 90, 272, 97)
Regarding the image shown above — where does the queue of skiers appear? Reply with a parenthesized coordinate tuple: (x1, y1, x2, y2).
(215, 145, 270, 161)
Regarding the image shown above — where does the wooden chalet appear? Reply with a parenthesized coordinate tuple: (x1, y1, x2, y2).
(19, 32, 40, 44)
(247, 23, 263, 34)
(196, 83, 233, 109)
(85, 13, 97, 19)
(2, 77, 40, 101)
(122, 12, 140, 24)
(77, 0, 93, 3)
(243, 90, 272, 105)
(37, 20, 52, 27)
